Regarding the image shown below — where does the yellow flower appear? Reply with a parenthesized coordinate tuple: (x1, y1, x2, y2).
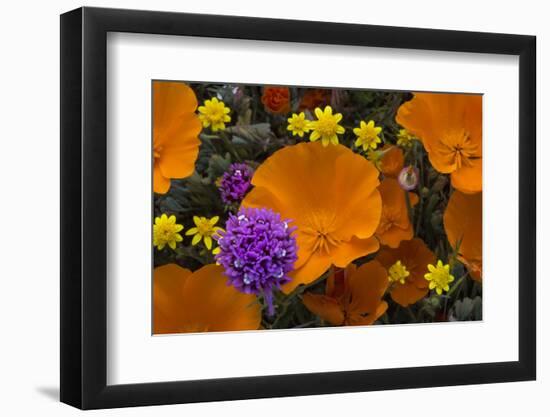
(308, 106, 345, 146)
(186, 216, 224, 250)
(353, 120, 382, 151)
(388, 260, 410, 285)
(153, 214, 183, 250)
(366, 148, 383, 169)
(396, 128, 417, 147)
(198, 97, 231, 132)
(424, 260, 455, 295)
(287, 112, 311, 137)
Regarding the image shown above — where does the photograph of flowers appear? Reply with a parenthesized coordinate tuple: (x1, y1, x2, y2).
(152, 80, 482, 335)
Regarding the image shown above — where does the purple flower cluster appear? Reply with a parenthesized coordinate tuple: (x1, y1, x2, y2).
(218, 163, 254, 205)
(215, 207, 298, 316)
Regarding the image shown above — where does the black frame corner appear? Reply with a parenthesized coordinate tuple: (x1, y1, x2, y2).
(60, 6, 536, 410)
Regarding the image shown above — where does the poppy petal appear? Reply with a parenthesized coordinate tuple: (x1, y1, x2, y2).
(153, 264, 192, 334)
(283, 251, 332, 294)
(347, 260, 388, 316)
(444, 190, 482, 280)
(390, 282, 428, 307)
(330, 236, 379, 268)
(153, 161, 171, 194)
(302, 293, 345, 325)
(451, 158, 482, 194)
(180, 264, 261, 332)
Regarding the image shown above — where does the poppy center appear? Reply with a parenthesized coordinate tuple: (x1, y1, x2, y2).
(440, 129, 479, 170)
(377, 208, 402, 233)
(314, 231, 339, 254)
(388, 260, 410, 284)
(304, 225, 341, 255)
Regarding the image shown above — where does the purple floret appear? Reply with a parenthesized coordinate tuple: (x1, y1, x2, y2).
(215, 207, 298, 316)
(219, 163, 254, 205)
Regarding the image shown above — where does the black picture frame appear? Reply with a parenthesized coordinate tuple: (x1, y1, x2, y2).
(60, 6, 536, 410)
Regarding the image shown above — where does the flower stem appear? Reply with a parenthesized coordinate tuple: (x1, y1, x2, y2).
(446, 273, 468, 298)
(404, 190, 413, 224)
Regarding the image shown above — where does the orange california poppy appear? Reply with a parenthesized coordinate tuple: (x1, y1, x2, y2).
(153, 81, 202, 194)
(261, 86, 291, 114)
(375, 178, 418, 248)
(153, 263, 261, 334)
(380, 145, 404, 178)
(376, 238, 436, 307)
(302, 261, 388, 326)
(242, 142, 382, 293)
(443, 190, 482, 281)
(396, 93, 482, 194)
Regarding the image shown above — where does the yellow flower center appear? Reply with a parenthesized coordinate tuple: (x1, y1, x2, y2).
(440, 129, 479, 170)
(292, 118, 308, 131)
(287, 113, 311, 137)
(388, 260, 410, 284)
(358, 127, 378, 143)
(186, 215, 222, 251)
(203, 104, 225, 123)
(196, 218, 215, 236)
(316, 117, 339, 136)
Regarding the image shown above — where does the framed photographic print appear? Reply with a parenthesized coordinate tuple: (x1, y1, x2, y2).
(60, 6, 536, 410)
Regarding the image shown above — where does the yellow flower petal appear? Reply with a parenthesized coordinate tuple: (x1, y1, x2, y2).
(314, 108, 324, 118)
(192, 234, 202, 245)
(185, 227, 198, 236)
